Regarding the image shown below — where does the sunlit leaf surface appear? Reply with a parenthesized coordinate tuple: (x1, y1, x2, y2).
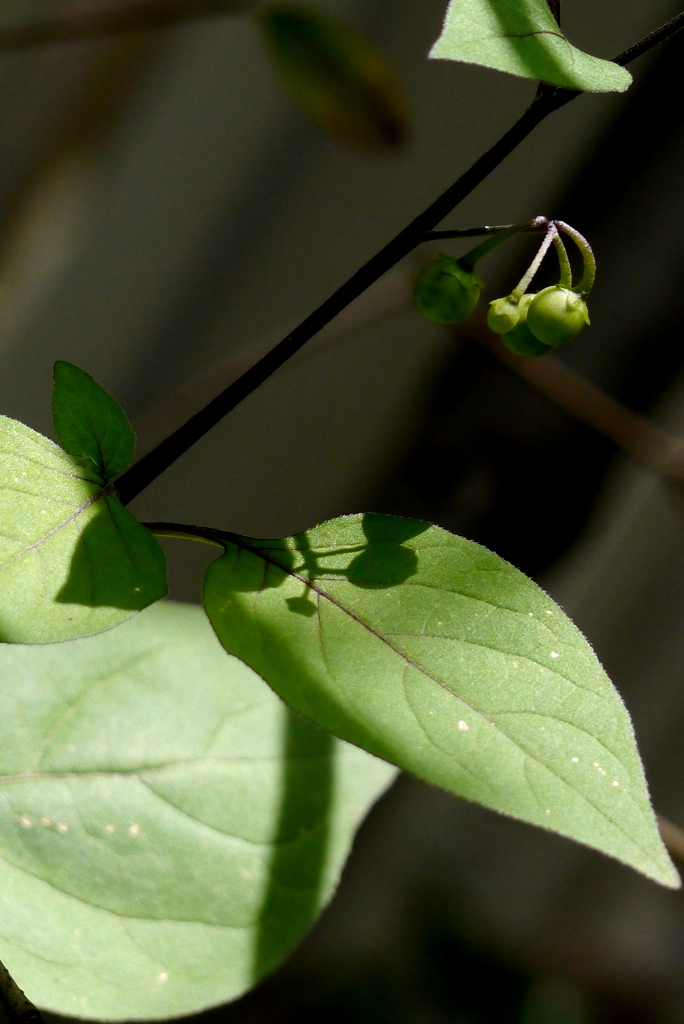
(430, 0, 631, 92)
(205, 513, 677, 888)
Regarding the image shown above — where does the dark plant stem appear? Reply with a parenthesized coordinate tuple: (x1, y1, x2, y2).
(116, 92, 568, 503)
(614, 10, 684, 66)
(424, 223, 542, 240)
(115, 12, 684, 506)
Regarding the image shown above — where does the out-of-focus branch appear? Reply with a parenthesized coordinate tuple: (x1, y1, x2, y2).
(658, 816, 684, 866)
(0, 0, 250, 51)
(467, 319, 684, 481)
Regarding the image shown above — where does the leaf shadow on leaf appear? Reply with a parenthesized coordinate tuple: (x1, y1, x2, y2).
(252, 706, 334, 980)
(55, 497, 167, 610)
(232, 514, 429, 617)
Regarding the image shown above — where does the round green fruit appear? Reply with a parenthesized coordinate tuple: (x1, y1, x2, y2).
(527, 285, 590, 348)
(414, 255, 483, 325)
(487, 294, 522, 334)
(498, 293, 553, 358)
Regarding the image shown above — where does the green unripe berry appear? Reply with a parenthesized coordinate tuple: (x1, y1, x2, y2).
(497, 294, 551, 357)
(526, 285, 590, 348)
(487, 294, 522, 334)
(414, 255, 484, 325)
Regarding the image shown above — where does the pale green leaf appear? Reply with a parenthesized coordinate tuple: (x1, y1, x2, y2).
(204, 513, 678, 889)
(430, 0, 631, 93)
(0, 601, 396, 1020)
(52, 361, 136, 480)
(0, 416, 166, 643)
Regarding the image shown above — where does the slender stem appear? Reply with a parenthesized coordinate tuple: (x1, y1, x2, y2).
(0, 961, 43, 1024)
(115, 91, 566, 504)
(511, 223, 557, 299)
(115, 12, 684, 505)
(424, 222, 545, 241)
(0, 0, 251, 52)
(555, 220, 596, 293)
(459, 217, 548, 271)
(146, 521, 237, 545)
(552, 232, 573, 288)
(148, 524, 224, 546)
(614, 10, 684, 66)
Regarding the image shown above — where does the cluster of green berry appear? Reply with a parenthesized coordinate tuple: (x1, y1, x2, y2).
(413, 219, 593, 359)
(487, 287, 590, 357)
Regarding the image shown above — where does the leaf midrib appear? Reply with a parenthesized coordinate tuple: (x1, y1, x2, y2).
(228, 538, 661, 869)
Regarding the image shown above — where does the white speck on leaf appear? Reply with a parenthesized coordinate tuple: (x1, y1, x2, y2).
(550, 651, 559, 659)
(105, 824, 115, 834)
(613, 780, 620, 787)
(158, 973, 168, 983)
(128, 824, 140, 837)
(571, 757, 579, 763)
(19, 816, 32, 828)
(56, 822, 69, 834)
(458, 721, 469, 731)
(41, 817, 51, 826)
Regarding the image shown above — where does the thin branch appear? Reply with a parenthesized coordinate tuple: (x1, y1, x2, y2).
(613, 10, 684, 66)
(0, 961, 43, 1024)
(115, 11, 684, 505)
(115, 93, 564, 504)
(424, 223, 544, 241)
(0, 0, 249, 52)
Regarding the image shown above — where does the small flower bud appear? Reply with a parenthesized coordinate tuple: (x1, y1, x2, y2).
(413, 255, 483, 325)
(527, 285, 590, 348)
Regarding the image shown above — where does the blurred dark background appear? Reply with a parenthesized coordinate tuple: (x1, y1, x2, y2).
(6, 0, 684, 1021)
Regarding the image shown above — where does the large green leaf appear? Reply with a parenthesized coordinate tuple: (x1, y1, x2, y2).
(430, 0, 631, 93)
(0, 416, 166, 643)
(0, 601, 396, 1020)
(52, 361, 136, 480)
(204, 513, 678, 888)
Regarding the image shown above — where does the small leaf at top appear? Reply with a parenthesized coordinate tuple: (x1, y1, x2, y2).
(261, 4, 408, 149)
(0, 415, 166, 643)
(0, 602, 396, 1020)
(52, 361, 136, 480)
(430, 0, 632, 93)
(203, 513, 678, 889)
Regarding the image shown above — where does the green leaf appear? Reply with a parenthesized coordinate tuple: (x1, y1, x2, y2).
(52, 361, 136, 480)
(430, 0, 631, 93)
(261, 4, 408, 149)
(204, 513, 678, 889)
(0, 601, 396, 1020)
(0, 416, 166, 643)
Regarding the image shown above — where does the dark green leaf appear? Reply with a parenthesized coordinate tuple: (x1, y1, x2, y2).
(204, 513, 678, 888)
(0, 416, 166, 643)
(430, 0, 631, 93)
(52, 361, 136, 480)
(0, 602, 396, 1019)
(261, 4, 408, 149)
